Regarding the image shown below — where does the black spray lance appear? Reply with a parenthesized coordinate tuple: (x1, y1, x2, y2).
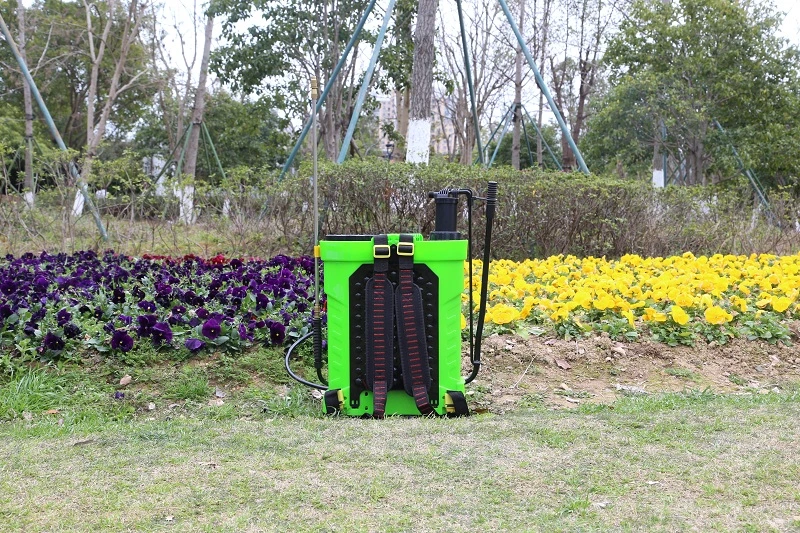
(428, 181, 497, 383)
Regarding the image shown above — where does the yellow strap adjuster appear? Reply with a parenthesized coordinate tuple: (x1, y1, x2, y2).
(373, 244, 391, 258)
(397, 242, 414, 256)
(313, 245, 321, 258)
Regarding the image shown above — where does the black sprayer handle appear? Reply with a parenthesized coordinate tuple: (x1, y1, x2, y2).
(466, 181, 497, 384)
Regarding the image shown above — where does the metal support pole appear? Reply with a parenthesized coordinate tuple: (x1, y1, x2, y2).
(496, 0, 589, 174)
(713, 119, 772, 219)
(488, 104, 514, 167)
(337, 0, 397, 163)
(522, 105, 561, 170)
(175, 121, 194, 177)
(475, 104, 513, 164)
(0, 14, 108, 240)
(201, 122, 226, 180)
(279, 0, 380, 178)
(456, 0, 484, 164)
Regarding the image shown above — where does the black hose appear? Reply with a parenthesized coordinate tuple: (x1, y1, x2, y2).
(466, 181, 497, 384)
(284, 331, 327, 390)
(312, 314, 327, 385)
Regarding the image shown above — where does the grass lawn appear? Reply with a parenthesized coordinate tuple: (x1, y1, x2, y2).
(1, 382, 799, 532)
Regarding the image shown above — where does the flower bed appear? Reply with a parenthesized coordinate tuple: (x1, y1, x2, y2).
(0, 251, 316, 365)
(477, 252, 799, 345)
(2, 250, 798, 369)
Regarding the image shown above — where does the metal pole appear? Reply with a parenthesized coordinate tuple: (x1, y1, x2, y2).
(175, 121, 193, 177)
(279, 0, 380, 178)
(474, 104, 513, 164)
(312, 78, 320, 310)
(456, 0, 484, 164)
(522, 105, 561, 170)
(201, 122, 226, 180)
(488, 104, 514, 167)
(496, 0, 589, 174)
(337, 0, 397, 164)
(0, 14, 108, 240)
(713, 119, 772, 218)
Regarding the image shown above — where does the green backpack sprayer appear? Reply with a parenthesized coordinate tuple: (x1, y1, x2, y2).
(285, 78, 497, 417)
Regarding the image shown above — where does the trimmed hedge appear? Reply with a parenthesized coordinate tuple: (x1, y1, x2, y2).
(252, 161, 799, 260)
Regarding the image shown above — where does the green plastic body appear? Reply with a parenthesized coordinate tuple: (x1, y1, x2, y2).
(321, 234, 467, 416)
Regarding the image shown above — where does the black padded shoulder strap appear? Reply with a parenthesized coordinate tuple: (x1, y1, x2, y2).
(395, 234, 433, 415)
(365, 235, 394, 418)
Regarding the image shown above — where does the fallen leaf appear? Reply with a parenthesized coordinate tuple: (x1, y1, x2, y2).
(45, 409, 60, 415)
(555, 359, 571, 370)
(147, 402, 156, 411)
(198, 461, 217, 468)
(119, 374, 132, 386)
(214, 388, 227, 398)
(73, 439, 95, 446)
(646, 480, 661, 485)
(544, 339, 557, 346)
(311, 390, 323, 400)
(22, 411, 33, 421)
(165, 515, 174, 522)
(208, 398, 225, 407)
(611, 346, 627, 357)
(565, 397, 580, 404)
(592, 501, 610, 509)
(560, 383, 572, 392)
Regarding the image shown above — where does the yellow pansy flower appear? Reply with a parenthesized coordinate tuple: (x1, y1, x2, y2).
(704, 305, 732, 325)
(670, 305, 690, 325)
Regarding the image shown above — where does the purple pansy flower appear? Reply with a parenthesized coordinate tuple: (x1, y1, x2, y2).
(111, 329, 134, 352)
(151, 322, 173, 345)
(268, 321, 286, 345)
(185, 338, 205, 352)
(137, 300, 157, 313)
(238, 323, 254, 342)
(56, 308, 72, 326)
(42, 331, 65, 351)
(201, 318, 221, 339)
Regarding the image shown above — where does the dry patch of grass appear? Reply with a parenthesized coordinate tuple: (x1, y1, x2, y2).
(1, 391, 799, 532)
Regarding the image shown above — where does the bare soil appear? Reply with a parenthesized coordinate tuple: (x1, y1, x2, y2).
(470, 321, 800, 413)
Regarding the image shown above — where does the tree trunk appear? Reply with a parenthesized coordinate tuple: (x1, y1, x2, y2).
(406, 0, 439, 164)
(17, 0, 34, 207)
(511, 0, 526, 170)
(183, 15, 214, 180)
(179, 14, 213, 224)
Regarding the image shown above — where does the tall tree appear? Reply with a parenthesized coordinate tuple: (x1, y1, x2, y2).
(209, 0, 374, 161)
(379, 0, 416, 146)
(436, 0, 513, 164)
(182, 13, 213, 182)
(586, 0, 800, 185)
(74, 0, 148, 216)
(548, 0, 615, 170)
(511, 0, 526, 170)
(406, 0, 438, 163)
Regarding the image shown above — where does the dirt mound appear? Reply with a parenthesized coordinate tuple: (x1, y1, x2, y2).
(468, 323, 800, 413)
